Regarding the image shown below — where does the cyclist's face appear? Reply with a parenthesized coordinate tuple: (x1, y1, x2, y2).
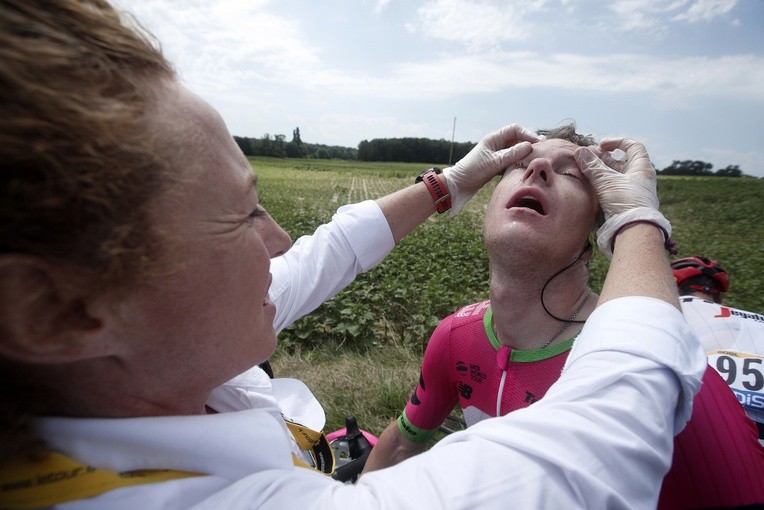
(484, 139, 598, 264)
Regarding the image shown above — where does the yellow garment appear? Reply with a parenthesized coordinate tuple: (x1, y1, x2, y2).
(0, 451, 201, 509)
(285, 420, 335, 475)
(0, 420, 334, 508)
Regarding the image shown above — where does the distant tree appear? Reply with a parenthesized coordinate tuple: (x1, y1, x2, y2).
(259, 133, 273, 157)
(659, 160, 713, 176)
(657, 160, 751, 178)
(357, 137, 476, 164)
(286, 127, 307, 158)
(358, 139, 378, 161)
(272, 134, 287, 158)
(715, 164, 743, 177)
(233, 131, 358, 160)
(304, 144, 348, 159)
(233, 135, 254, 156)
(285, 142, 304, 158)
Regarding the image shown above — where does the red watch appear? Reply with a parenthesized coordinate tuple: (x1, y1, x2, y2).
(415, 168, 452, 214)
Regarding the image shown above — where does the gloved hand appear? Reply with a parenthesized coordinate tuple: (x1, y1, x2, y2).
(575, 138, 673, 258)
(442, 124, 539, 215)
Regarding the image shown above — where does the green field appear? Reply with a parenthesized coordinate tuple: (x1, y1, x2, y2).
(253, 156, 764, 437)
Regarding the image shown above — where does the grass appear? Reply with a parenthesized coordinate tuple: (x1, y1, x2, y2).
(272, 345, 421, 438)
(254, 157, 764, 436)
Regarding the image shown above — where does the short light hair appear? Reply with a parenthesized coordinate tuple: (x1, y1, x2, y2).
(537, 121, 596, 147)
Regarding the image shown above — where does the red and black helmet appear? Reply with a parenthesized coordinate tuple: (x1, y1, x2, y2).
(671, 256, 730, 295)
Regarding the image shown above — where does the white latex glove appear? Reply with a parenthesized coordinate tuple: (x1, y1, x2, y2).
(575, 138, 673, 258)
(442, 124, 539, 215)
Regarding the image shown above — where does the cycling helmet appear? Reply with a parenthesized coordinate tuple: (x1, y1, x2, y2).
(671, 256, 730, 295)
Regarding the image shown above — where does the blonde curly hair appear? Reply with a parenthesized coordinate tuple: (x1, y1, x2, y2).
(0, 0, 175, 461)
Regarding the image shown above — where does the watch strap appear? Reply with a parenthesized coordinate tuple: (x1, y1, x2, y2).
(419, 169, 451, 214)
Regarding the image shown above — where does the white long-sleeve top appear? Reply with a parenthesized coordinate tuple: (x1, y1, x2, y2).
(207, 199, 394, 459)
(40, 297, 706, 509)
(269, 200, 394, 334)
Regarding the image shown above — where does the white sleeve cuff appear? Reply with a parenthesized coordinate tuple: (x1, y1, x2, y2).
(565, 297, 706, 433)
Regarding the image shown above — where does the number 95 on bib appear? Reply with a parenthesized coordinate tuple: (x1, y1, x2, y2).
(708, 350, 764, 414)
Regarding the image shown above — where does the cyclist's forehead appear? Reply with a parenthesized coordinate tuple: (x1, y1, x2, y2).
(533, 138, 577, 158)
(522, 138, 579, 166)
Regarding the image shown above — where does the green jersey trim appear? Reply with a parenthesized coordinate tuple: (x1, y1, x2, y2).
(398, 413, 438, 443)
(484, 305, 575, 362)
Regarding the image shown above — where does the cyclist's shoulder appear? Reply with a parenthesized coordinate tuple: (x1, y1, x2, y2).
(451, 300, 491, 324)
(427, 300, 491, 352)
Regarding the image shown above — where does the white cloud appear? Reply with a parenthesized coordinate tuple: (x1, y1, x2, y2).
(608, 0, 738, 32)
(284, 51, 764, 105)
(414, 0, 545, 49)
(312, 113, 434, 144)
(608, 0, 686, 32)
(673, 0, 738, 22)
(114, 0, 320, 95)
(374, 0, 391, 13)
(113, 1, 762, 106)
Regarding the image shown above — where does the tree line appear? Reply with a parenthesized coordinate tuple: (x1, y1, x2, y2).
(234, 128, 357, 160)
(234, 127, 756, 177)
(656, 160, 753, 178)
(233, 126, 474, 166)
(357, 137, 474, 165)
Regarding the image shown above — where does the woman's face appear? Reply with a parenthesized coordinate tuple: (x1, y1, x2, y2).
(111, 83, 279, 404)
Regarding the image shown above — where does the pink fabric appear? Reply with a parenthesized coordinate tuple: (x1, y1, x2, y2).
(403, 301, 568, 431)
(658, 367, 764, 509)
(325, 428, 378, 447)
(404, 301, 764, 508)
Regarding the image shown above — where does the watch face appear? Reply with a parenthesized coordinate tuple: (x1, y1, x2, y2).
(415, 168, 441, 183)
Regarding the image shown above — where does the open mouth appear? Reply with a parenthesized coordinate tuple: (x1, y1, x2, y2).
(512, 196, 546, 215)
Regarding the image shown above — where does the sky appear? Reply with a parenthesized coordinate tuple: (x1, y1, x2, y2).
(114, 0, 764, 177)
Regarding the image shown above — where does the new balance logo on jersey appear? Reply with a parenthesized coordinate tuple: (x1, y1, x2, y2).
(457, 382, 473, 400)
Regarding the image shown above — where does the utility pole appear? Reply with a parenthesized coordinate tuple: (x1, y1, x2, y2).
(448, 117, 456, 166)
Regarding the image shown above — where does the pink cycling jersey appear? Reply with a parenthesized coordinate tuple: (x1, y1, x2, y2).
(400, 300, 764, 509)
(400, 300, 573, 439)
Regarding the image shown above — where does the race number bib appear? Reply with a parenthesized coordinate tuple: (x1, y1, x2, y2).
(707, 350, 764, 413)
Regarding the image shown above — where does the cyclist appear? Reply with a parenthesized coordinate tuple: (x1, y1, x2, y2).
(673, 256, 764, 441)
(366, 130, 764, 509)
(672, 255, 729, 304)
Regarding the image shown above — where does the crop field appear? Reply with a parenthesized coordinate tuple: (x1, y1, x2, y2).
(252, 156, 764, 436)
